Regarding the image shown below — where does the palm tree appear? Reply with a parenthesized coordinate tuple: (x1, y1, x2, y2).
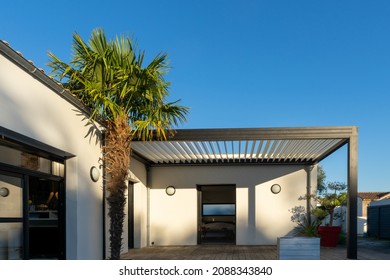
(48, 29, 188, 259)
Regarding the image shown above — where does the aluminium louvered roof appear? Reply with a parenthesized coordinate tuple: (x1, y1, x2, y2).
(131, 126, 356, 166)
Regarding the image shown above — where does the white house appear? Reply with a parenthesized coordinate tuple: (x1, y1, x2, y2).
(0, 40, 359, 260)
(0, 40, 104, 259)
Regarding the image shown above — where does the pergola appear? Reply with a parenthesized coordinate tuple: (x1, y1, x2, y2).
(131, 126, 358, 259)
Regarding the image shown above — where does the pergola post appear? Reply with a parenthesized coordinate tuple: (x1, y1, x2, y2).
(347, 127, 358, 259)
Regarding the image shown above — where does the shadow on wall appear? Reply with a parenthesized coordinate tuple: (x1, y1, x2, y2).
(145, 167, 312, 246)
(72, 109, 102, 147)
(149, 223, 198, 246)
(150, 165, 306, 191)
(145, 166, 311, 247)
(252, 168, 312, 244)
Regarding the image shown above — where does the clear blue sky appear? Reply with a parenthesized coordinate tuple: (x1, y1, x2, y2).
(1, 0, 390, 192)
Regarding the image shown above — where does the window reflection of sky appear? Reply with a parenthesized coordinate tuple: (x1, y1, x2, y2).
(203, 204, 235, 216)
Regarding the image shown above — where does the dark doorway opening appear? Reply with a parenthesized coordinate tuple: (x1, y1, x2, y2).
(198, 185, 236, 244)
(28, 176, 65, 259)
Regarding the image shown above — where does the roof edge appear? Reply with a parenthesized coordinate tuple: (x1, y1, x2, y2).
(0, 40, 92, 118)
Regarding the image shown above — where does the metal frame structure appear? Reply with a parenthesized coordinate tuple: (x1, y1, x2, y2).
(132, 126, 358, 259)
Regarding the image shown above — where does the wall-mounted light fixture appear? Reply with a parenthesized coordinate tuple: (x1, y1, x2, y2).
(90, 166, 100, 182)
(270, 184, 281, 194)
(0, 187, 10, 197)
(165, 185, 176, 196)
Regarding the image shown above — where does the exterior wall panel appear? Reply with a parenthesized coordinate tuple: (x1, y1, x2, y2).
(368, 204, 390, 239)
(129, 157, 149, 248)
(143, 165, 315, 246)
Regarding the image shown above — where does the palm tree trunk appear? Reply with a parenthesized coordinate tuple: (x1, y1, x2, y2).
(104, 115, 131, 259)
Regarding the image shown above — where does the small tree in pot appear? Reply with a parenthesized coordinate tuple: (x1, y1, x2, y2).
(314, 181, 347, 247)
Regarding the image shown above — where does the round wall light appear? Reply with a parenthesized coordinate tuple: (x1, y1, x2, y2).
(165, 185, 176, 196)
(90, 166, 100, 182)
(0, 187, 10, 197)
(270, 184, 281, 194)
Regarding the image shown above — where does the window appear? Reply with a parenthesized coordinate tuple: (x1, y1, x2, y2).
(0, 145, 64, 177)
(202, 204, 235, 216)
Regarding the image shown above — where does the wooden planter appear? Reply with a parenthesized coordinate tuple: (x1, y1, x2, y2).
(277, 237, 320, 260)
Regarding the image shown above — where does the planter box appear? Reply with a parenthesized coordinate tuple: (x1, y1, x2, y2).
(277, 237, 320, 260)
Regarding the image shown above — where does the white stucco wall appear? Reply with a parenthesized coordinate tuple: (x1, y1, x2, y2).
(0, 53, 104, 259)
(116, 157, 148, 252)
(131, 158, 149, 248)
(144, 164, 316, 246)
(357, 197, 363, 216)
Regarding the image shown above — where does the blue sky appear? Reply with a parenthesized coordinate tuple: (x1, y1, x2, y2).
(1, 0, 390, 192)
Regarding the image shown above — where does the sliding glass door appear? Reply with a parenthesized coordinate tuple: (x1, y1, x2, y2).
(0, 171, 65, 259)
(0, 142, 66, 259)
(28, 176, 64, 259)
(0, 172, 24, 259)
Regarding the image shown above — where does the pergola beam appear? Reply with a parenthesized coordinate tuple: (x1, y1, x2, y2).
(347, 127, 358, 259)
(167, 126, 357, 141)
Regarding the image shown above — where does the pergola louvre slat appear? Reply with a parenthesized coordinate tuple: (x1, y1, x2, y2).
(171, 142, 192, 163)
(305, 139, 331, 161)
(200, 141, 211, 161)
(249, 140, 256, 161)
(186, 141, 203, 162)
(255, 140, 264, 162)
(224, 141, 229, 161)
(155, 144, 173, 163)
(274, 140, 287, 161)
(132, 139, 348, 165)
(267, 140, 280, 162)
(177, 142, 197, 162)
(262, 140, 272, 160)
(216, 141, 224, 161)
(165, 142, 187, 163)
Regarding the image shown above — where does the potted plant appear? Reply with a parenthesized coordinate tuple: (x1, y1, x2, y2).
(314, 181, 347, 247)
(277, 204, 321, 260)
(289, 205, 321, 237)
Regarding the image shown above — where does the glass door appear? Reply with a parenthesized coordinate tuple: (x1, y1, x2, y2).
(0, 139, 66, 259)
(0, 172, 24, 260)
(28, 176, 64, 259)
(198, 185, 236, 244)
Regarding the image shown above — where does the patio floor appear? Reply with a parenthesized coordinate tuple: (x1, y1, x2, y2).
(121, 238, 390, 260)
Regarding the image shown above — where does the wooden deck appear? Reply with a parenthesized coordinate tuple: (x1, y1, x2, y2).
(122, 245, 278, 260)
(121, 239, 390, 260)
(121, 245, 349, 260)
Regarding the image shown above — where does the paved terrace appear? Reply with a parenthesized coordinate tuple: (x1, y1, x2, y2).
(121, 238, 390, 260)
